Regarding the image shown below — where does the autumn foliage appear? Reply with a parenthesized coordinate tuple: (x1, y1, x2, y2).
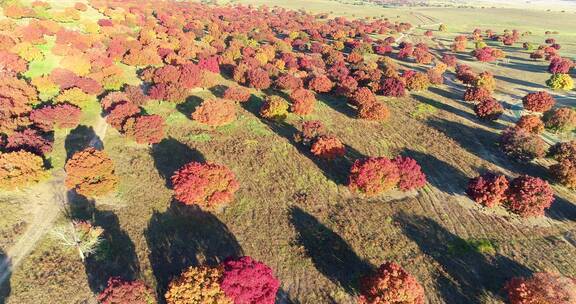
(506, 175, 554, 217)
(220, 256, 280, 304)
(310, 136, 346, 160)
(466, 173, 509, 208)
(123, 115, 165, 145)
(165, 266, 231, 304)
(0, 150, 48, 190)
(505, 272, 576, 304)
(192, 99, 236, 127)
(392, 156, 427, 191)
(30, 104, 82, 131)
(543, 107, 576, 134)
(359, 262, 425, 304)
(65, 148, 118, 197)
(97, 277, 156, 304)
(522, 91, 556, 113)
(515, 115, 544, 134)
(499, 128, 547, 162)
(260, 95, 289, 121)
(290, 88, 316, 115)
(171, 161, 240, 209)
(474, 98, 503, 121)
(223, 86, 251, 103)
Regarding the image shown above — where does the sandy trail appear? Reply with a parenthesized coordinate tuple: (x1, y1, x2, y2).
(0, 115, 108, 287)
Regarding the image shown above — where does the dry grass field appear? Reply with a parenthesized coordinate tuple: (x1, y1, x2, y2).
(0, 0, 574, 303)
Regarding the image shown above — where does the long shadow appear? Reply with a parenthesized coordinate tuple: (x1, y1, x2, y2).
(427, 118, 549, 178)
(500, 61, 546, 74)
(290, 207, 372, 294)
(276, 288, 301, 304)
(546, 195, 576, 222)
(395, 212, 532, 304)
(494, 75, 546, 89)
(175, 95, 203, 118)
(0, 250, 10, 303)
(316, 93, 357, 118)
(241, 97, 365, 185)
(145, 201, 243, 299)
(64, 125, 103, 160)
(416, 91, 508, 130)
(150, 137, 205, 187)
(67, 191, 140, 293)
(401, 149, 469, 195)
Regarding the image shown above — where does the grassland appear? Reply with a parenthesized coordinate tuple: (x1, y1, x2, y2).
(0, 0, 575, 303)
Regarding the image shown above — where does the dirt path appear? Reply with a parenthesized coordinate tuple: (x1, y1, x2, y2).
(0, 115, 108, 287)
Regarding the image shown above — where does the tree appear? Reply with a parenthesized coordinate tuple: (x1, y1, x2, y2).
(505, 272, 576, 304)
(220, 256, 280, 304)
(546, 73, 574, 91)
(474, 98, 503, 121)
(358, 102, 390, 122)
(310, 136, 346, 160)
(522, 91, 556, 113)
(359, 262, 425, 304)
(505, 175, 554, 217)
(52, 220, 104, 262)
(380, 78, 406, 97)
(275, 74, 303, 90)
(499, 128, 547, 162)
(98, 277, 156, 304)
(463, 87, 491, 102)
(65, 148, 118, 197)
(165, 266, 231, 304)
(515, 115, 544, 134)
(404, 72, 430, 91)
(124, 85, 150, 106)
(247, 68, 271, 90)
(548, 57, 573, 74)
(294, 120, 326, 146)
(0, 150, 48, 190)
(543, 107, 576, 134)
(441, 54, 457, 67)
(439, 24, 448, 32)
(349, 157, 400, 196)
(106, 101, 141, 130)
(171, 162, 240, 209)
(290, 88, 316, 116)
(5, 128, 53, 156)
(550, 159, 576, 189)
(308, 75, 333, 93)
(548, 141, 576, 162)
(192, 99, 236, 127)
(123, 115, 165, 145)
(56, 88, 92, 106)
(30, 104, 81, 132)
(348, 87, 376, 107)
(223, 86, 251, 103)
(260, 95, 289, 121)
(0, 50, 28, 75)
(392, 156, 426, 191)
(466, 173, 509, 208)
(473, 71, 496, 93)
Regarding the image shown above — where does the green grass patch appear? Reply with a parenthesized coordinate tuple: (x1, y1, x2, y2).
(411, 103, 438, 119)
(448, 238, 497, 256)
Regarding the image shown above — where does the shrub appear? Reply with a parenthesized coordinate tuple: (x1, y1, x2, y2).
(515, 115, 544, 134)
(192, 99, 236, 127)
(392, 156, 426, 191)
(171, 162, 240, 208)
(124, 85, 150, 107)
(247, 68, 271, 90)
(522, 91, 556, 113)
(466, 173, 509, 208)
(123, 115, 165, 145)
(543, 107, 576, 133)
(65, 148, 118, 197)
(550, 159, 576, 189)
(359, 262, 425, 304)
(463, 87, 491, 102)
(56, 88, 92, 106)
(260, 95, 289, 121)
(358, 102, 390, 122)
(290, 88, 316, 116)
(220, 256, 280, 304)
(474, 98, 503, 121)
(335, 76, 358, 96)
(5, 128, 53, 156)
(548, 57, 573, 74)
(441, 54, 457, 67)
(548, 141, 576, 162)
(310, 136, 346, 160)
(223, 86, 251, 103)
(275, 74, 303, 90)
(473, 71, 496, 93)
(349, 87, 376, 107)
(499, 128, 547, 162)
(30, 104, 81, 132)
(349, 157, 400, 195)
(380, 77, 406, 97)
(308, 75, 333, 93)
(405, 72, 430, 91)
(474, 47, 496, 62)
(98, 277, 156, 304)
(0, 151, 48, 190)
(505, 175, 554, 217)
(505, 272, 576, 304)
(165, 266, 231, 304)
(106, 101, 140, 130)
(546, 73, 574, 91)
(294, 120, 325, 146)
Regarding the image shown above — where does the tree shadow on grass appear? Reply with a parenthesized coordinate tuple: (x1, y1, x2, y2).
(395, 212, 532, 304)
(316, 93, 357, 118)
(145, 201, 243, 299)
(67, 191, 140, 293)
(401, 149, 469, 195)
(290, 207, 372, 295)
(426, 118, 549, 178)
(64, 125, 102, 160)
(0, 250, 10, 304)
(495, 75, 546, 89)
(208, 84, 228, 98)
(175, 95, 203, 118)
(546, 195, 576, 222)
(150, 137, 205, 187)
(241, 96, 365, 185)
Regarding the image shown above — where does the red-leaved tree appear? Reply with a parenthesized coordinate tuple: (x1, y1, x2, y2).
(220, 256, 280, 304)
(505, 175, 554, 217)
(349, 157, 400, 196)
(97, 277, 156, 304)
(392, 156, 426, 191)
(505, 272, 576, 304)
(466, 173, 509, 208)
(522, 91, 556, 113)
(359, 262, 425, 304)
